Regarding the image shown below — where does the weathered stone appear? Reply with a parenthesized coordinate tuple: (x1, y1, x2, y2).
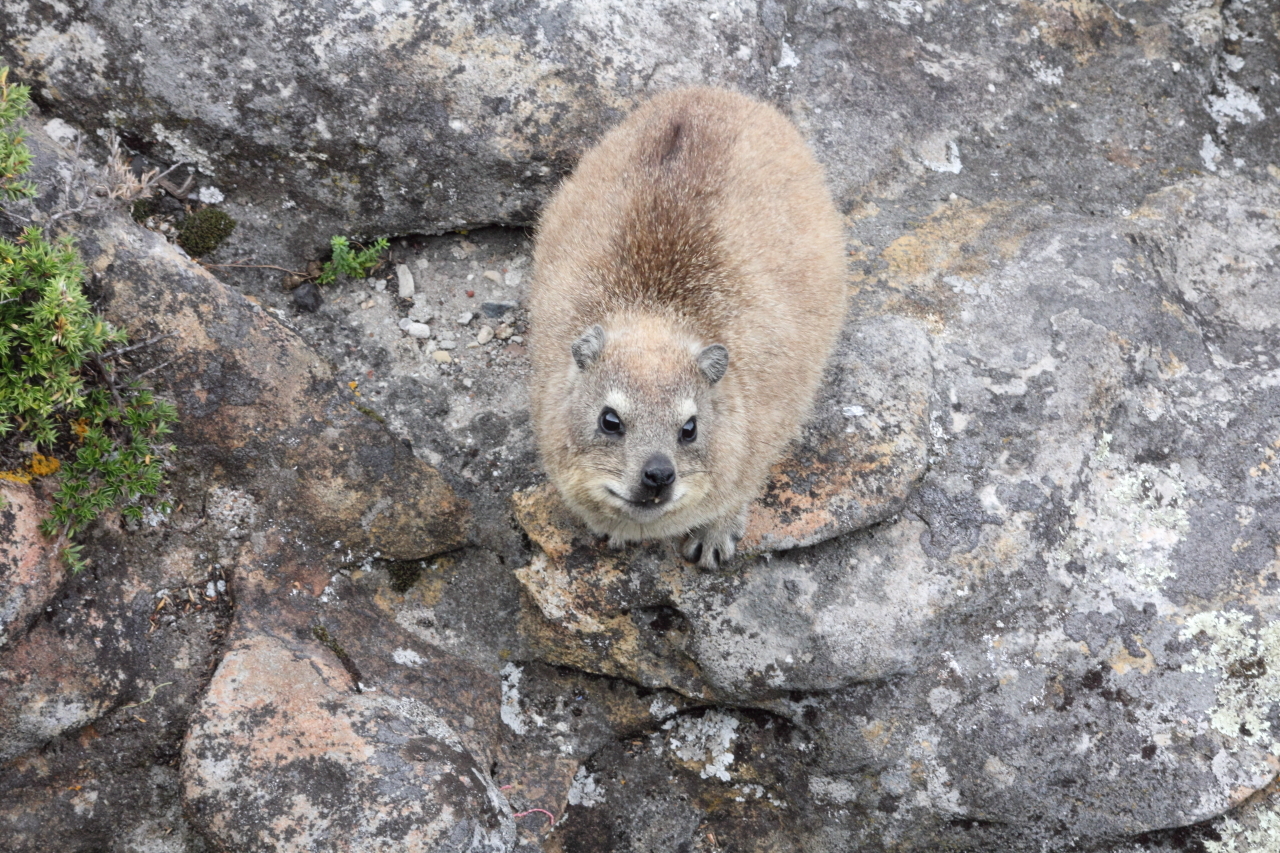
(183, 616, 513, 852)
(0, 482, 59, 649)
(3, 0, 1279, 850)
(76, 215, 470, 565)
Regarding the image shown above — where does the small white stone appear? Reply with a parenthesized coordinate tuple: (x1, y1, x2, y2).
(483, 270, 502, 283)
(403, 322, 432, 339)
(396, 264, 415, 298)
(476, 325, 494, 344)
(462, 378, 474, 388)
(495, 323, 513, 340)
(457, 311, 474, 325)
(432, 350, 453, 363)
(510, 335, 524, 344)
(437, 339, 458, 350)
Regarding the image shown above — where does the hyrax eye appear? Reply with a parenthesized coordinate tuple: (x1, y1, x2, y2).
(599, 408, 625, 435)
(680, 416, 697, 443)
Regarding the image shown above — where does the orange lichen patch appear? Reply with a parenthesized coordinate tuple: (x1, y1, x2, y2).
(0, 452, 61, 484)
(876, 198, 1029, 328)
(71, 418, 89, 439)
(29, 453, 60, 476)
(880, 200, 1001, 285)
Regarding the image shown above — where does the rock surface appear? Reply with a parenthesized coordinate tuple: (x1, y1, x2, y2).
(0, 482, 58, 650)
(1, 1, 1279, 852)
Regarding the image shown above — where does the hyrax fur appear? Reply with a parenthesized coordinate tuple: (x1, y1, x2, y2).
(530, 87, 847, 568)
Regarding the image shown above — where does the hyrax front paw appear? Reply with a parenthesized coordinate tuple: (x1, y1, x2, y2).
(680, 509, 748, 570)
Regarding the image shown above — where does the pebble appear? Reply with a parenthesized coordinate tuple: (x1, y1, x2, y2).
(495, 322, 513, 340)
(396, 264, 415, 298)
(481, 300, 518, 318)
(293, 281, 322, 313)
(437, 339, 458, 350)
(510, 335, 524, 344)
(476, 325, 494, 344)
(483, 270, 502, 283)
(432, 350, 453, 363)
(457, 311, 474, 325)
(402, 321, 432, 339)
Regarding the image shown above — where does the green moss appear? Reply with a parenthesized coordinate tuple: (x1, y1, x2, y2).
(130, 197, 158, 223)
(311, 624, 365, 691)
(354, 404, 385, 424)
(177, 207, 236, 257)
(386, 560, 425, 594)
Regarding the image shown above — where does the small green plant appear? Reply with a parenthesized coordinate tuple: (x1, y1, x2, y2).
(0, 67, 35, 203)
(176, 206, 236, 257)
(0, 67, 177, 572)
(316, 235, 389, 284)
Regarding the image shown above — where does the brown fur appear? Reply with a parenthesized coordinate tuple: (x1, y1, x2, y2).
(530, 87, 847, 567)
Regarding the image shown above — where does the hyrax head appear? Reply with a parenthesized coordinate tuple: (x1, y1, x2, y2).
(562, 319, 729, 529)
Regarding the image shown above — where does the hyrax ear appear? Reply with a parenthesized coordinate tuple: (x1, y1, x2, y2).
(571, 324, 606, 370)
(697, 343, 729, 384)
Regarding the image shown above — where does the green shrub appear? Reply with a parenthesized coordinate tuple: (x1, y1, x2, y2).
(0, 67, 177, 573)
(177, 206, 236, 257)
(316, 235, 389, 284)
(0, 67, 35, 203)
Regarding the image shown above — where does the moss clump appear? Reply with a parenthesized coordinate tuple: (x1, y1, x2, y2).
(130, 197, 158, 223)
(177, 207, 236, 257)
(386, 560, 425, 594)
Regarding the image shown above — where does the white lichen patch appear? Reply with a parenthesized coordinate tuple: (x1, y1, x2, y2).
(1181, 610, 1280, 753)
(1208, 79, 1266, 128)
(566, 765, 604, 807)
(648, 697, 678, 720)
(206, 486, 258, 531)
(1206, 804, 1280, 853)
(391, 647, 424, 667)
(664, 710, 740, 781)
(499, 663, 528, 735)
(809, 775, 860, 804)
(1053, 435, 1189, 592)
(908, 725, 967, 815)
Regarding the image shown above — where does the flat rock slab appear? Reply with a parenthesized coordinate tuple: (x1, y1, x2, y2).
(511, 314, 930, 694)
(82, 214, 471, 566)
(183, 623, 514, 852)
(0, 482, 58, 649)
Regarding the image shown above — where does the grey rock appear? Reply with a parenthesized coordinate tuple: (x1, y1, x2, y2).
(481, 301, 519, 319)
(396, 263, 415, 299)
(291, 280, 322, 313)
(3, 1, 1279, 851)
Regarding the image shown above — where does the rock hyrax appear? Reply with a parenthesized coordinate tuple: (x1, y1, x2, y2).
(530, 87, 847, 568)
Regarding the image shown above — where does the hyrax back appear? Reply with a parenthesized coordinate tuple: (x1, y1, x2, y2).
(530, 87, 847, 568)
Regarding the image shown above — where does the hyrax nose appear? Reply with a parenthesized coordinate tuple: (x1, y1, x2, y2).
(640, 454, 676, 492)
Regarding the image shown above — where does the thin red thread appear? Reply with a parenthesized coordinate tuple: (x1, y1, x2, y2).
(512, 807, 557, 826)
